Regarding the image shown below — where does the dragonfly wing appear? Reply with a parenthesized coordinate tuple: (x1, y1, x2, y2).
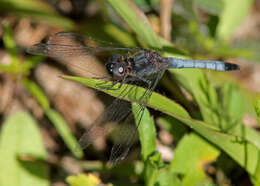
(27, 32, 143, 78)
(77, 99, 133, 151)
(27, 32, 110, 77)
(27, 32, 143, 57)
(109, 104, 144, 165)
(109, 69, 166, 165)
(77, 84, 134, 150)
(27, 32, 95, 57)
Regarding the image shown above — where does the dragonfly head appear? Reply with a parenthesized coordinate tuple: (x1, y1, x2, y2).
(106, 54, 126, 80)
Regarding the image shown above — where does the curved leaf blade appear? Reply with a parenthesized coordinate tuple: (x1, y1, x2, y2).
(108, 0, 161, 48)
(45, 109, 83, 159)
(63, 75, 260, 175)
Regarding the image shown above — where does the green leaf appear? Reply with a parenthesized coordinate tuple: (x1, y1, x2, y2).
(22, 79, 50, 110)
(133, 0, 160, 11)
(23, 56, 44, 72)
(194, 0, 224, 15)
(144, 152, 181, 186)
(155, 166, 182, 186)
(254, 94, 260, 125)
(144, 152, 164, 186)
(45, 109, 83, 159)
(171, 68, 260, 151)
(103, 24, 137, 47)
(132, 103, 156, 161)
(66, 173, 103, 186)
(2, 21, 41, 76)
(251, 153, 260, 186)
(157, 116, 187, 142)
(216, 0, 254, 40)
(222, 83, 244, 120)
(2, 21, 18, 59)
(63, 75, 190, 119)
(107, 0, 161, 48)
(22, 79, 83, 158)
(0, 112, 49, 186)
(171, 69, 220, 126)
(63, 75, 260, 175)
(80, 161, 144, 179)
(170, 133, 220, 185)
(2, 21, 22, 75)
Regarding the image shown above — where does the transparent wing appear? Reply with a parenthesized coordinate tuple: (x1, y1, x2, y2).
(78, 69, 166, 165)
(27, 32, 142, 78)
(27, 32, 141, 57)
(109, 69, 166, 165)
(77, 84, 134, 151)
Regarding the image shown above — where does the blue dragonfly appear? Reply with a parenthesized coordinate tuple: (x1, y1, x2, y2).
(27, 32, 239, 164)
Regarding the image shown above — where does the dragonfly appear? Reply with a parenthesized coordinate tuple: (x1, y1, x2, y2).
(27, 32, 239, 164)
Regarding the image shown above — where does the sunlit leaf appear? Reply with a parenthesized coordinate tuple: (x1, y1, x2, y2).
(63, 75, 260, 175)
(107, 0, 161, 48)
(171, 68, 260, 151)
(0, 112, 49, 186)
(170, 133, 219, 185)
(216, 0, 253, 40)
(194, 0, 224, 15)
(132, 103, 156, 161)
(66, 173, 102, 186)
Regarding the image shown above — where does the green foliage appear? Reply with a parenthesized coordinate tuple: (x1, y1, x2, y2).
(108, 0, 161, 48)
(22, 79, 50, 109)
(254, 94, 260, 126)
(45, 109, 83, 158)
(0, 112, 49, 186)
(0, 0, 259, 185)
(23, 79, 83, 158)
(216, 0, 254, 40)
(1, 21, 83, 159)
(63, 74, 260, 175)
(194, 0, 224, 15)
(132, 103, 156, 161)
(66, 174, 104, 186)
(133, 103, 176, 186)
(170, 133, 220, 185)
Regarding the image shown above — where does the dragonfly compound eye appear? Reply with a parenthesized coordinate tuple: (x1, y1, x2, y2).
(106, 63, 114, 74)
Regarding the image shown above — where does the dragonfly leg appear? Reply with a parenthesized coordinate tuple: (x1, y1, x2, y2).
(96, 81, 122, 90)
(125, 51, 131, 59)
(104, 82, 124, 90)
(92, 76, 111, 80)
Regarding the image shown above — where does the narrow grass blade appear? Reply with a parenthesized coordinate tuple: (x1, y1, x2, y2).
(23, 79, 83, 159)
(107, 0, 161, 48)
(45, 109, 83, 159)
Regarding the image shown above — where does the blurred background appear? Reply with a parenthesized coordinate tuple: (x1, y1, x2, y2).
(1, 0, 260, 186)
